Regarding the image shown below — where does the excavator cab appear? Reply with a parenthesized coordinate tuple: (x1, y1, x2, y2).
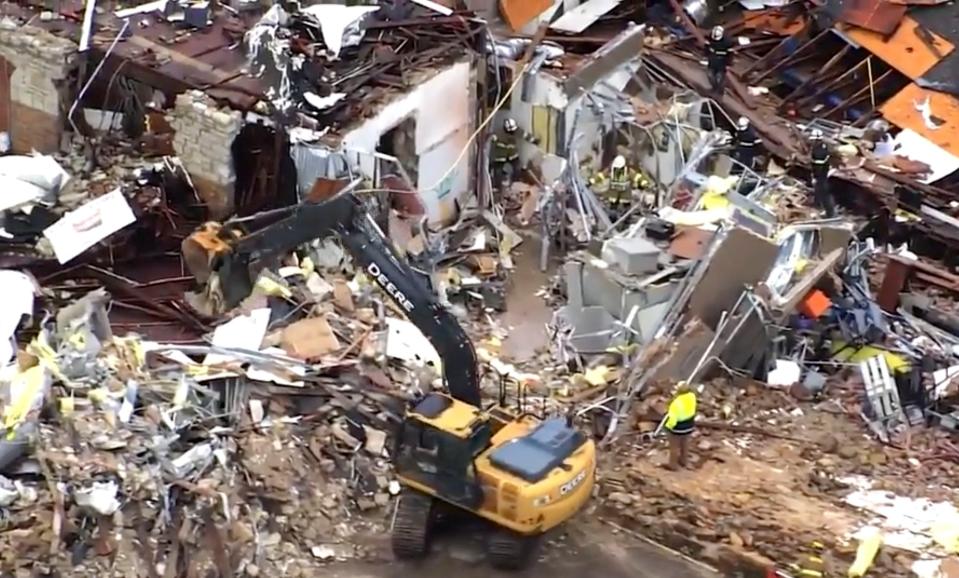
(181, 189, 596, 571)
(393, 393, 490, 510)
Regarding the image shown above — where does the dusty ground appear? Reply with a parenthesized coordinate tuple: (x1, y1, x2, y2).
(328, 518, 719, 578)
(499, 232, 555, 362)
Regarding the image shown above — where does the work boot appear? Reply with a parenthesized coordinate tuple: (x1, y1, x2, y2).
(666, 434, 681, 470)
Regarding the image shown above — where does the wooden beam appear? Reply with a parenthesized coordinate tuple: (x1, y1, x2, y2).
(823, 69, 893, 118)
(750, 27, 832, 84)
(741, 25, 807, 77)
(795, 57, 869, 107)
(780, 45, 852, 106)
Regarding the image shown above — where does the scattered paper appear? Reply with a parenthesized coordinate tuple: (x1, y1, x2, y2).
(767, 359, 801, 387)
(44, 189, 137, 264)
(842, 476, 959, 554)
(203, 308, 271, 366)
(385, 317, 441, 370)
(73, 480, 120, 516)
(115, 0, 166, 18)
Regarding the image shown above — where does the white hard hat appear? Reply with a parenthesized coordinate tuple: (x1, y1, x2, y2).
(711, 26, 724, 40)
(503, 118, 518, 133)
(737, 117, 749, 130)
(809, 128, 823, 139)
(612, 155, 626, 169)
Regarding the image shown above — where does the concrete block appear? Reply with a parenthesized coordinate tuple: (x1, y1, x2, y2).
(564, 260, 584, 309)
(635, 301, 670, 343)
(556, 305, 621, 354)
(602, 236, 660, 276)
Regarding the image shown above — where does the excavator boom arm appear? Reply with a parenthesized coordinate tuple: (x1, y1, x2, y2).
(212, 193, 481, 406)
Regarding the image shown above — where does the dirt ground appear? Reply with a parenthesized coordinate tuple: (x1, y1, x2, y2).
(328, 517, 719, 578)
(486, 243, 959, 576)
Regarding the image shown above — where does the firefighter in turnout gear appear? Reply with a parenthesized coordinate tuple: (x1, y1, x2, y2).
(665, 381, 697, 470)
(706, 26, 733, 94)
(491, 117, 538, 191)
(589, 155, 653, 215)
(733, 116, 763, 174)
(809, 129, 835, 217)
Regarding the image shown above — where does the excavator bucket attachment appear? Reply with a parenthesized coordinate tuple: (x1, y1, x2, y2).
(182, 222, 253, 309)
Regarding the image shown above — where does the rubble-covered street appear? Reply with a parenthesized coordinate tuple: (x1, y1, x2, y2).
(3, 0, 959, 577)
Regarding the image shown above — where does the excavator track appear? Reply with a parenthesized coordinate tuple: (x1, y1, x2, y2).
(486, 528, 539, 570)
(391, 491, 434, 559)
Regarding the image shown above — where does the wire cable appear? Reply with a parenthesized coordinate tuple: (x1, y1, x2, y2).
(416, 59, 531, 193)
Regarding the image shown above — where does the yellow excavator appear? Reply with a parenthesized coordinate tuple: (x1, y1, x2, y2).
(182, 190, 596, 569)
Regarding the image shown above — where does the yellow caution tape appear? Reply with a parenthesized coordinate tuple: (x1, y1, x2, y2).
(848, 528, 882, 577)
(932, 520, 959, 553)
(3, 364, 47, 439)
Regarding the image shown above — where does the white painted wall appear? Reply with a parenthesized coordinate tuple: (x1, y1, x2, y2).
(338, 59, 473, 224)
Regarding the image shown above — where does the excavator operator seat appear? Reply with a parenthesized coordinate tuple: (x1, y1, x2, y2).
(488, 418, 586, 483)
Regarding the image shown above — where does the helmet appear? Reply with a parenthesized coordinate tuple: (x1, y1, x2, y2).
(503, 118, 518, 133)
(711, 26, 724, 40)
(612, 155, 626, 169)
(737, 116, 749, 130)
(809, 128, 823, 140)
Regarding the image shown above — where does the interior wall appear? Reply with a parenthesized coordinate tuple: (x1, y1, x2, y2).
(339, 59, 473, 224)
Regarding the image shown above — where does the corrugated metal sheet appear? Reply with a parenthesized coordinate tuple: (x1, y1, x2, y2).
(290, 144, 352, 197)
(836, 0, 906, 35)
(880, 82, 959, 156)
(838, 18, 954, 80)
(550, 0, 625, 35)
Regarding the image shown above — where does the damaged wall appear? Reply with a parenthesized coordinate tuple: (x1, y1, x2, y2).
(509, 61, 639, 168)
(340, 59, 475, 224)
(0, 24, 78, 153)
(169, 91, 244, 218)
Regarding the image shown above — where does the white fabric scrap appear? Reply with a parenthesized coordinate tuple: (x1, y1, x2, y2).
(0, 271, 36, 365)
(299, 5, 380, 59)
(303, 91, 347, 110)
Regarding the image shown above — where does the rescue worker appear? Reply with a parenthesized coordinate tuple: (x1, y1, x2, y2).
(733, 116, 763, 174)
(809, 129, 835, 217)
(491, 117, 538, 191)
(706, 26, 733, 94)
(664, 381, 697, 470)
(589, 155, 652, 214)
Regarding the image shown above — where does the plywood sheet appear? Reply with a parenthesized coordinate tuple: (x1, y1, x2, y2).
(880, 82, 959, 156)
(499, 0, 554, 32)
(839, 17, 954, 80)
(837, 0, 906, 35)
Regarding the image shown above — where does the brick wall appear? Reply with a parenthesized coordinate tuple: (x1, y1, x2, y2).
(0, 24, 77, 154)
(169, 91, 244, 218)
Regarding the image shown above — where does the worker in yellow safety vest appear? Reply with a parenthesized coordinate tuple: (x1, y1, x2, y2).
(665, 381, 697, 470)
(589, 155, 653, 214)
